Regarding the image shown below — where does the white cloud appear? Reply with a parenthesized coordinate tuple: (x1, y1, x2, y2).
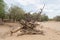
(15, 0, 40, 6)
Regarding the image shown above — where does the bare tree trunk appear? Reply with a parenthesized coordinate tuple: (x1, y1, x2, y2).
(0, 18, 4, 25)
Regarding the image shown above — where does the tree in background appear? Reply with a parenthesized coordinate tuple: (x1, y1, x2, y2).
(32, 13, 48, 22)
(8, 5, 25, 22)
(0, 0, 6, 21)
(4, 3, 49, 22)
(41, 14, 48, 21)
(31, 12, 40, 21)
(53, 16, 60, 21)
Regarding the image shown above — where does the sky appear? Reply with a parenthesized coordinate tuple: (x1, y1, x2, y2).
(4, 0, 60, 18)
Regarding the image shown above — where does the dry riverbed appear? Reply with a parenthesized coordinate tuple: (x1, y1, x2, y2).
(0, 21, 60, 40)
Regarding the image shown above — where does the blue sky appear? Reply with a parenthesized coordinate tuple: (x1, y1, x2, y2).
(4, 0, 60, 18)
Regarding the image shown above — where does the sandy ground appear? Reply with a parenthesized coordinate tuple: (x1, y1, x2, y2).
(0, 21, 60, 40)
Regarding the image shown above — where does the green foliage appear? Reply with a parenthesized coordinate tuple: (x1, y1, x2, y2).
(8, 5, 25, 21)
(54, 16, 60, 21)
(31, 13, 48, 22)
(0, 0, 49, 22)
(32, 13, 40, 21)
(41, 14, 48, 21)
(0, 0, 5, 20)
(5, 5, 48, 22)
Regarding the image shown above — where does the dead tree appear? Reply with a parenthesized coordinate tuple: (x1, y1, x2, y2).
(10, 4, 45, 36)
(37, 4, 45, 21)
(10, 15, 43, 36)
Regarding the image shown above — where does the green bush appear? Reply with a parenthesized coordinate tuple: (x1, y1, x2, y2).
(41, 14, 48, 21)
(31, 13, 48, 22)
(54, 16, 60, 21)
(8, 5, 25, 22)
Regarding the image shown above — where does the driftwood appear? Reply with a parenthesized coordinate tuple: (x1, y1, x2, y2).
(10, 20, 44, 36)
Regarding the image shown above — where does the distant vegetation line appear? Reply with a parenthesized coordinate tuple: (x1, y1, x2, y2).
(0, 0, 60, 22)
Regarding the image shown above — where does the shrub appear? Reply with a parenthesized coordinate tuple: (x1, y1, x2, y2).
(53, 16, 60, 21)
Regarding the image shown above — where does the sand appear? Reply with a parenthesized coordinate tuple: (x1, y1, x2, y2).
(0, 21, 60, 40)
